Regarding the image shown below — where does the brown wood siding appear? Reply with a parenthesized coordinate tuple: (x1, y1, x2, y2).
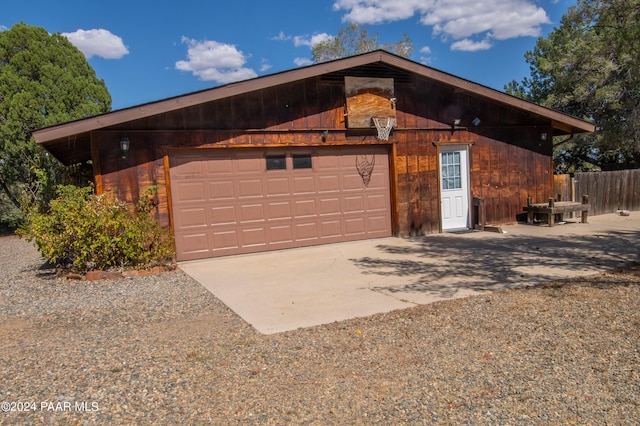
(92, 72, 555, 240)
(469, 134, 552, 226)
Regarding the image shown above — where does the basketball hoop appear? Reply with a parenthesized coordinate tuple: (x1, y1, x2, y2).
(372, 116, 395, 141)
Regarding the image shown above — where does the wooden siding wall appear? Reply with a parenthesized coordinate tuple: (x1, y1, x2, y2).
(472, 134, 552, 227)
(94, 74, 554, 236)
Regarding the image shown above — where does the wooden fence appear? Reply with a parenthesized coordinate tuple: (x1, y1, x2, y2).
(554, 170, 640, 216)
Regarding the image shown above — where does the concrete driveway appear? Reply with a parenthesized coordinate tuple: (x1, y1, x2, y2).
(179, 213, 640, 334)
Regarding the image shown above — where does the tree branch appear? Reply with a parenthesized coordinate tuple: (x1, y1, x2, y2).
(0, 175, 22, 209)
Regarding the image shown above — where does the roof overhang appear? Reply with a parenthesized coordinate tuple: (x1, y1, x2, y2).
(33, 50, 596, 165)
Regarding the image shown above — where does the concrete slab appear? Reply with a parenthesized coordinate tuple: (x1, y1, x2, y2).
(179, 212, 640, 334)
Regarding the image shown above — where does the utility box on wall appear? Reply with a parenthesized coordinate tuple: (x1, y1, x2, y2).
(345, 76, 396, 129)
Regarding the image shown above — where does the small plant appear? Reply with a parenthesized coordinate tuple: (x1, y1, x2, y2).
(19, 184, 174, 273)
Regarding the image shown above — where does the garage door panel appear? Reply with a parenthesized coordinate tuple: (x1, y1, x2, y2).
(315, 155, 339, 170)
(241, 228, 268, 247)
(209, 181, 235, 200)
(236, 157, 263, 172)
(366, 193, 387, 210)
(174, 182, 206, 203)
(318, 175, 340, 192)
(269, 225, 293, 243)
(211, 230, 239, 249)
(210, 206, 237, 225)
(240, 204, 266, 222)
(344, 218, 366, 235)
(207, 158, 233, 173)
(295, 222, 320, 240)
(171, 147, 391, 260)
(368, 172, 387, 189)
(173, 158, 205, 176)
(367, 215, 391, 233)
(343, 173, 365, 190)
(319, 198, 341, 215)
(267, 202, 292, 220)
(266, 177, 290, 195)
(320, 220, 342, 237)
(294, 199, 316, 217)
(177, 233, 209, 254)
(292, 176, 315, 193)
(237, 179, 264, 198)
(176, 207, 208, 228)
(344, 196, 365, 213)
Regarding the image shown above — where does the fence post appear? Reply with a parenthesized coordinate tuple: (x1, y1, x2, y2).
(581, 195, 588, 223)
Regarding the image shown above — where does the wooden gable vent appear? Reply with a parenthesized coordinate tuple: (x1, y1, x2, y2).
(345, 76, 396, 129)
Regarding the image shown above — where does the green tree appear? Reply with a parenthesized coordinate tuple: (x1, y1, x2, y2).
(312, 23, 414, 62)
(505, 0, 640, 172)
(0, 22, 111, 227)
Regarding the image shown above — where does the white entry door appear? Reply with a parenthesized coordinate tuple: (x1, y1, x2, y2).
(440, 145, 470, 230)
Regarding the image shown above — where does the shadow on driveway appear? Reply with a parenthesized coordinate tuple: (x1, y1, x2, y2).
(353, 228, 639, 300)
(180, 213, 640, 334)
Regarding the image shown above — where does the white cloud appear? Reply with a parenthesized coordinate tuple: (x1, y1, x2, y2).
(293, 33, 333, 47)
(260, 59, 272, 72)
(419, 45, 433, 64)
(450, 38, 493, 51)
(61, 29, 129, 59)
(294, 57, 313, 67)
(175, 37, 257, 84)
(289, 33, 333, 67)
(271, 31, 290, 41)
(333, 0, 551, 48)
(334, 0, 427, 24)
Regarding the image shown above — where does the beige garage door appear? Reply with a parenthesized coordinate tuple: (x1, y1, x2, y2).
(170, 146, 392, 261)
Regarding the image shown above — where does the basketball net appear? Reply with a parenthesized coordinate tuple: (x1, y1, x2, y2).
(372, 117, 395, 141)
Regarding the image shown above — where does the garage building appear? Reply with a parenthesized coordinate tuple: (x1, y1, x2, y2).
(33, 51, 595, 261)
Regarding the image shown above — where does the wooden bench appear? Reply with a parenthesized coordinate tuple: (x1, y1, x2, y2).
(523, 195, 590, 227)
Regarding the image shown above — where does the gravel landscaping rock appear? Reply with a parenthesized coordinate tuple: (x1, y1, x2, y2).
(1, 235, 639, 424)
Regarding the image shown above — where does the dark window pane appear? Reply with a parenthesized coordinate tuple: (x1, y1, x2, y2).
(292, 155, 312, 169)
(266, 155, 286, 170)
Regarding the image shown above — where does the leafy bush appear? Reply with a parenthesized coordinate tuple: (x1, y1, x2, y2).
(19, 185, 174, 273)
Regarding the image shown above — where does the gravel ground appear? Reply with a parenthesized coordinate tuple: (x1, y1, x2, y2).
(1, 235, 639, 425)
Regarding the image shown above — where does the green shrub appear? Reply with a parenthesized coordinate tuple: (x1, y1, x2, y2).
(19, 185, 174, 273)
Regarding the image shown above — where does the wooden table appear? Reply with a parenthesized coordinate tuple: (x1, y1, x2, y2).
(523, 196, 590, 226)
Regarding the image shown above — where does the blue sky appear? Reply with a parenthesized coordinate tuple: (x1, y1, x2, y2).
(3, 0, 576, 111)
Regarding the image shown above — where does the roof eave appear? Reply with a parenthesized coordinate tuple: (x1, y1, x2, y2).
(32, 50, 595, 146)
(32, 52, 387, 144)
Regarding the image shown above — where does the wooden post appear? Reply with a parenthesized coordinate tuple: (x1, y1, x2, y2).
(473, 197, 485, 231)
(527, 197, 533, 224)
(548, 198, 555, 226)
(581, 195, 589, 223)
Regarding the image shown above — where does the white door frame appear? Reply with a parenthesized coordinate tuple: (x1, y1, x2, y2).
(439, 144, 471, 231)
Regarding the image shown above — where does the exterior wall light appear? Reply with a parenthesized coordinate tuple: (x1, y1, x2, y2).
(540, 132, 548, 141)
(120, 136, 130, 158)
(451, 118, 461, 132)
